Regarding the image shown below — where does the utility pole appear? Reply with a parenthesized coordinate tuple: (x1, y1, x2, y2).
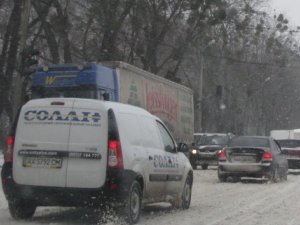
(196, 40, 215, 132)
(196, 53, 204, 132)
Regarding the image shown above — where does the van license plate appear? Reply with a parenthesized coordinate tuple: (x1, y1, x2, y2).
(23, 157, 62, 168)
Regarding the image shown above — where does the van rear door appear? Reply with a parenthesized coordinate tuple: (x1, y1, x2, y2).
(66, 99, 108, 188)
(13, 98, 74, 187)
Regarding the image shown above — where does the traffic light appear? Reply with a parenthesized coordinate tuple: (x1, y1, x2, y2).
(20, 47, 40, 76)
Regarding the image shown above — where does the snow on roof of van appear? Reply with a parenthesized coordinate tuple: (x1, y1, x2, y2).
(24, 98, 76, 106)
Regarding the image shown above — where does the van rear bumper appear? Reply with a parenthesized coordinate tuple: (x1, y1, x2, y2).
(1, 163, 136, 207)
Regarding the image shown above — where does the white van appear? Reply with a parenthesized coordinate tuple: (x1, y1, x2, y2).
(1, 98, 193, 224)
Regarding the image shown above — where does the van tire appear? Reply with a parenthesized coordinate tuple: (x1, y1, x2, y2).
(122, 181, 142, 224)
(173, 174, 192, 209)
(8, 199, 36, 220)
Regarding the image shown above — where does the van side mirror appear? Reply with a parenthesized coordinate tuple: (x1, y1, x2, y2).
(177, 143, 189, 153)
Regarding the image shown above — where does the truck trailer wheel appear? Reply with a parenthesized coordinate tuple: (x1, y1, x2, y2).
(122, 181, 142, 224)
(8, 199, 36, 220)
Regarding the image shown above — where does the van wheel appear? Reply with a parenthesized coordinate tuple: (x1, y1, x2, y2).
(173, 174, 192, 209)
(8, 199, 36, 220)
(122, 181, 142, 224)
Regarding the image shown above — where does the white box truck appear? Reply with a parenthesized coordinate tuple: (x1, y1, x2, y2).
(270, 129, 300, 140)
(270, 130, 294, 140)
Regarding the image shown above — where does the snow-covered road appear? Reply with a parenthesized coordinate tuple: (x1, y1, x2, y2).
(1, 167, 300, 225)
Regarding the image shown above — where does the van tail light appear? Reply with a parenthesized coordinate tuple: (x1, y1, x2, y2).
(218, 149, 226, 161)
(262, 151, 272, 161)
(4, 136, 14, 163)
(108, 140, 123, 170)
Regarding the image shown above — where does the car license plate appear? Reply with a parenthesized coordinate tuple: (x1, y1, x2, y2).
(232, 156, 255, 162)
(23, 157, 62, 168)
(200, 152, 214, 158)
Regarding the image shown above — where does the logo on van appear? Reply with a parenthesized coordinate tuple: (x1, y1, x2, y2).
(24, 110, 101, 126)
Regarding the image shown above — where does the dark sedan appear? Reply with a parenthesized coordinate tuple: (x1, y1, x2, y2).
(218, 136, 288, 182)
(190, 133, 232, 170)
(277, 139, 300, 169)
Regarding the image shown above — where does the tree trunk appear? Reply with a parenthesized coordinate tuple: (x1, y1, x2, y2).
(0, 0, 22, 121)
(53, 0, 72, 63)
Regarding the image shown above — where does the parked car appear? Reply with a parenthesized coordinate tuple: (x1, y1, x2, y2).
(1, 98, 193, 224)
(218, 136, 288, 182)
(190, 133, 233, 170)
(277, 139, 300, 169)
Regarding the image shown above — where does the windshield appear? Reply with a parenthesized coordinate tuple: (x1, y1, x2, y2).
(31, 87, 97, 99)
(277, 139, 300, 148)
(228, 137, 270, 148)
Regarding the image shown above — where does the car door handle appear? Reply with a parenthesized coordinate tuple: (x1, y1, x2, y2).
(149, 156, 153, 160)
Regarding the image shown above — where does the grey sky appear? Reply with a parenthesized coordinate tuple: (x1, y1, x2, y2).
(270, 0, 300, 26)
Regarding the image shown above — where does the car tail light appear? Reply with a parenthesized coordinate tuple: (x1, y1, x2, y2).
(262, 151, 272, 161)
(4, 135, 14, 163)
(218, 149, 226, 161)
(108, 140, 123, 170)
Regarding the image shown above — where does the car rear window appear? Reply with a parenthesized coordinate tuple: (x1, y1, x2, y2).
(228, 137, 270, 148)
(199, 135, 228, 146)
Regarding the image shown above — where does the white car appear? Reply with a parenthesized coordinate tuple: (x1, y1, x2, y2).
(1, 98, 193, 224)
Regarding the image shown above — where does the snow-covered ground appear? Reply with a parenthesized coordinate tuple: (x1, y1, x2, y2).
(1, 168, 300, 225)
